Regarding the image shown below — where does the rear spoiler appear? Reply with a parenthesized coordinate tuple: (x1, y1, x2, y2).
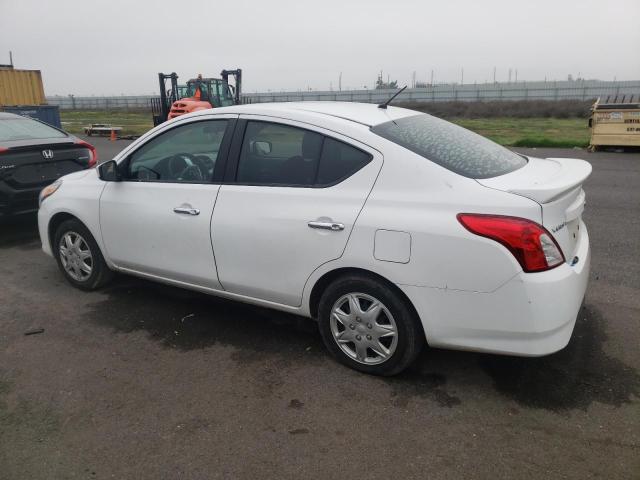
(477, 157, 592, 204)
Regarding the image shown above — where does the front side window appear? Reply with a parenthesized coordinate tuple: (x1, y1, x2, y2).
(127, 120, 228, 183)
(0, 116, 67, 142)
(371, 114, 527, 179)
(236, 121, 372, 186)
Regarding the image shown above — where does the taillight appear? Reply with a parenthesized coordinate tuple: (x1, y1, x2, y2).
(457, 214, 565, 273)
(75, 140, 98, 167)
(0, 146, 8, 154)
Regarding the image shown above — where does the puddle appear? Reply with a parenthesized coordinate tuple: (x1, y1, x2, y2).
(384, 370, 462, 408)
(86, 278, 638, 412)
(86, 277, 323, 363)
(477, 304, 640, 411)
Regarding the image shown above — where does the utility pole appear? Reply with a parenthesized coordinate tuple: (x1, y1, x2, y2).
(412, 71, 416, 88)
(430, 69, 434, 86)
(461, 68, 464, 85)
(515, 69, 518, 83)
(339, 72, 342, 91)
(493, 67, 496, 84)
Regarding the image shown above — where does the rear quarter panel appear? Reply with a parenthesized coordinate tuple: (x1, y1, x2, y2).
(302, 143, 543, 314)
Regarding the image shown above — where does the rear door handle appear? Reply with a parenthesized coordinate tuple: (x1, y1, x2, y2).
(308, 221, 344, 231)
(173, 207, 200, 216)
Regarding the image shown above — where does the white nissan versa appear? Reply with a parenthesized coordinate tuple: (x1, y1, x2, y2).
(38, 102, 591, 375)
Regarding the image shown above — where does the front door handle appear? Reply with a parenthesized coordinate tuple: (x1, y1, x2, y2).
(173, 207, 200, 216)
(308, 221, 345, 231)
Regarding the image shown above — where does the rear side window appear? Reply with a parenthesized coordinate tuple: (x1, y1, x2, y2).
(371, 114, 526, 179)
(236, 121, 372, 187)
(317, 138, 372, 185)
(0, 117, 67, 141)
(237, 122, 323, 186)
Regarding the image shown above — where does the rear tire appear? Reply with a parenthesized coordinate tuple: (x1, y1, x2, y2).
(318, 274, 424, 376)
(53, 219, 114, 291)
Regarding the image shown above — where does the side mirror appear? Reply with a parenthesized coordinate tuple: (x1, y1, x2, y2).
(250, 140, 272, 156)
(98, 160, 121, 182)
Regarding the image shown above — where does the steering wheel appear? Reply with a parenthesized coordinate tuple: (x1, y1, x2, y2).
(167, 153, 204, 181)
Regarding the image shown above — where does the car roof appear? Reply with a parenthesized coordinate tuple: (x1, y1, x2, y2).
(0, 112, 25, 120)
(214, 101, 421, 127)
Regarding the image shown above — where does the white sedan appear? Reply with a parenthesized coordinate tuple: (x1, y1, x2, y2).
(38, 102, 591, 375)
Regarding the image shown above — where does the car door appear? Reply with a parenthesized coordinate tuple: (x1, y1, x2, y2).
(211, 116, 382, 306)
(100, 116, 236, 289)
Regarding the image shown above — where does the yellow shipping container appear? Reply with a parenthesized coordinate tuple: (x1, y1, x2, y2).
(0, 67, 47, 106)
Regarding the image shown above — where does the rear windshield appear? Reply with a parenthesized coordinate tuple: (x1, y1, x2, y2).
(0, 117, 67, 142)
(371, 114, 527, 178)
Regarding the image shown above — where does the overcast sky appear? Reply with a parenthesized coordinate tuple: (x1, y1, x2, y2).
(1, 0, 639, 96)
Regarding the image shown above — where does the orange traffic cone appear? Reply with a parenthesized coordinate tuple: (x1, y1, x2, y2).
(110, 129, 117, 142)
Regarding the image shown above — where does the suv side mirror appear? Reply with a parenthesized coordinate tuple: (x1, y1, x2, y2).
(98, 160, 121, 182)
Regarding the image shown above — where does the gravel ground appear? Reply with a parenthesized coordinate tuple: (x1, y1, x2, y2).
(0, 139, 638, 479)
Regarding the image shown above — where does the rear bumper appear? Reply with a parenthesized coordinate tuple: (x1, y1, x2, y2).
(0, 181, 41, 216)
(401, 222, 590, 356)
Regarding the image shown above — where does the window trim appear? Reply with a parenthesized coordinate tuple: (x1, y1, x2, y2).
(119, 117, 237, 185)
(224, 118, 373, 188)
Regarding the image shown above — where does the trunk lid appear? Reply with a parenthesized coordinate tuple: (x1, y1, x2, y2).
(477, 156, 592, 260)
(0, 140, 92, 189)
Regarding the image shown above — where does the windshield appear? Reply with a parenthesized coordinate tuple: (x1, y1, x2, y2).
(175, 85, 189, 98)
(186, 79, 233, 105)
(215, 80, 234, 106)
(371, 114, 527, 179)
(0, 116, 67, 142)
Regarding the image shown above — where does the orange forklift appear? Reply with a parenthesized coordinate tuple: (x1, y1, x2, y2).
(151, 69, 242, 126)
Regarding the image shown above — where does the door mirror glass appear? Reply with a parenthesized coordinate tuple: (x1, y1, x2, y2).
(98, 160, 120, 182)
(250, 140, 272, 156)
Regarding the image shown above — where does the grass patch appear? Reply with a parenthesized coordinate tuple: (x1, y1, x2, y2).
(510, 137, 586, 148)
(60, 110, 590, 148)
(60, 110, 153, 136)
(452, 117, 589, 148)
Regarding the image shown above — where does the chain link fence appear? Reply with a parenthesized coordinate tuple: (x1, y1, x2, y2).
(47, 80, 640, 110)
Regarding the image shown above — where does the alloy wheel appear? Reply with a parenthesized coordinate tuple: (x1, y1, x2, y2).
(59, 231, 93, 282)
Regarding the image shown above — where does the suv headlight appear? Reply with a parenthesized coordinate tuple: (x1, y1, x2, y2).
(39, 179, 63, 206)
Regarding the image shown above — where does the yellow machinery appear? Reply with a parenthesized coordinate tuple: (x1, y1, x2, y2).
(589, 96, 640, 150)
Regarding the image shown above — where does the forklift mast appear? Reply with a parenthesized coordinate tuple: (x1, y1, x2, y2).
(151, 72, 179, 126)
(220, 69, 242, 104)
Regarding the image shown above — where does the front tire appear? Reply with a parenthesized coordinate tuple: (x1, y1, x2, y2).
(318, 274, 424, 376)
(53, 219, 113, 291)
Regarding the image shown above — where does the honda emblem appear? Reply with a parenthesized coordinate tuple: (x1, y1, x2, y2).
(42, 149, 54, 159)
